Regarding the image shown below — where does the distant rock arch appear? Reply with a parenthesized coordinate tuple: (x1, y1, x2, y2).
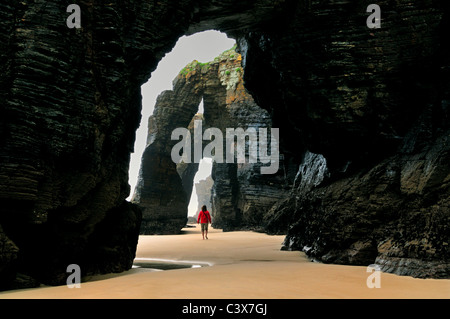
(131, 48, 286, 234)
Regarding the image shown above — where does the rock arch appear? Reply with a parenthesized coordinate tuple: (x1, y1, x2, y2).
(132, 48, 287, 234)
(0, 1, 449, 288)
(0, 1, 291, 287)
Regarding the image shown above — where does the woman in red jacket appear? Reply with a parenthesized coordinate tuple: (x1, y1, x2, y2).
(197, 205, 212, 240)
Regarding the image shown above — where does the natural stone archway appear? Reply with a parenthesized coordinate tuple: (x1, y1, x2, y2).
(0, 0, 449, 288)
(0, 0, 287, 288)
(194, 175, 214, 219)
(132, 48, 288, 234)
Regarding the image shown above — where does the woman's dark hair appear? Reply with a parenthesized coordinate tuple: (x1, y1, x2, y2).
(202, 205, 207, 212)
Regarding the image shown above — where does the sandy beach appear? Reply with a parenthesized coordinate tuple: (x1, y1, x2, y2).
(0, 225, 448, 299)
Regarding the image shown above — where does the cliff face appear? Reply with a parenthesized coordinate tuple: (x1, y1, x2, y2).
(239, 1, 450, 278)
(0, 1, 149, 288)
(132, 48, 289, 233)
(0, 0, 448, 288)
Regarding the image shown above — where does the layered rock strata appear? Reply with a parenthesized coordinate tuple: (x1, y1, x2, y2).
(240, 1, 450, 278)
(132, 47, 288, 233)
(269, 128, 450, 278)
(0, 0, 448, 288)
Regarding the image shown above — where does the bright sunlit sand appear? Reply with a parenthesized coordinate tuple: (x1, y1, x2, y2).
(0, 225, 449, 299)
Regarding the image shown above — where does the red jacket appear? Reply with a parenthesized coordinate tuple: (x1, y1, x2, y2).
(197, 210, 212, 224)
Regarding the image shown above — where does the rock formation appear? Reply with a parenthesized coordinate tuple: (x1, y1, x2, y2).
(241, 2, 450, 278)
(0, 0, 448, 289)
(132, 47, 288, 234)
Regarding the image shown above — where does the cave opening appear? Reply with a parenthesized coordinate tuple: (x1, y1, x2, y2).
(128, 31, 236, 202)
(184, 98, 214, 220)
(187, 157, 213, 218)
(0, 1, 447, 292)
(127, 29, 238, 235)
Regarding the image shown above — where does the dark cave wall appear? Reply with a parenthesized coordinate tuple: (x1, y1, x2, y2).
(240, 0, 449, 167)
(0, 0, 197, 287)
(132, 49, 288, 234)
(0, 0, 449, 288)
(239, 1, 450, 278)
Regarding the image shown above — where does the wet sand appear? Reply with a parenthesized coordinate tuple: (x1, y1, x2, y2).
(0, 225, 449, 299)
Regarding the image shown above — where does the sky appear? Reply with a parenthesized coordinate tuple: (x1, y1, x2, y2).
(127, 30, 236, 216)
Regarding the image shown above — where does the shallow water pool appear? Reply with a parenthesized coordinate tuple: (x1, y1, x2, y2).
(132, 258, 210, 271)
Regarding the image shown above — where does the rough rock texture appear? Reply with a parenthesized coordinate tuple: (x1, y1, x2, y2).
(272, 128, 450, 278)
(131, 84, 202, 234)
(209, 49, 292, 231)
(132, 48, 288, 233)
(0, 0, 448, 288)
(0, 1, 150, 288)
(240, 1, 450, 278)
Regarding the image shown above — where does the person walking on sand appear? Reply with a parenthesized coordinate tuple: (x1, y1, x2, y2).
(197, 205, 212, 240)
